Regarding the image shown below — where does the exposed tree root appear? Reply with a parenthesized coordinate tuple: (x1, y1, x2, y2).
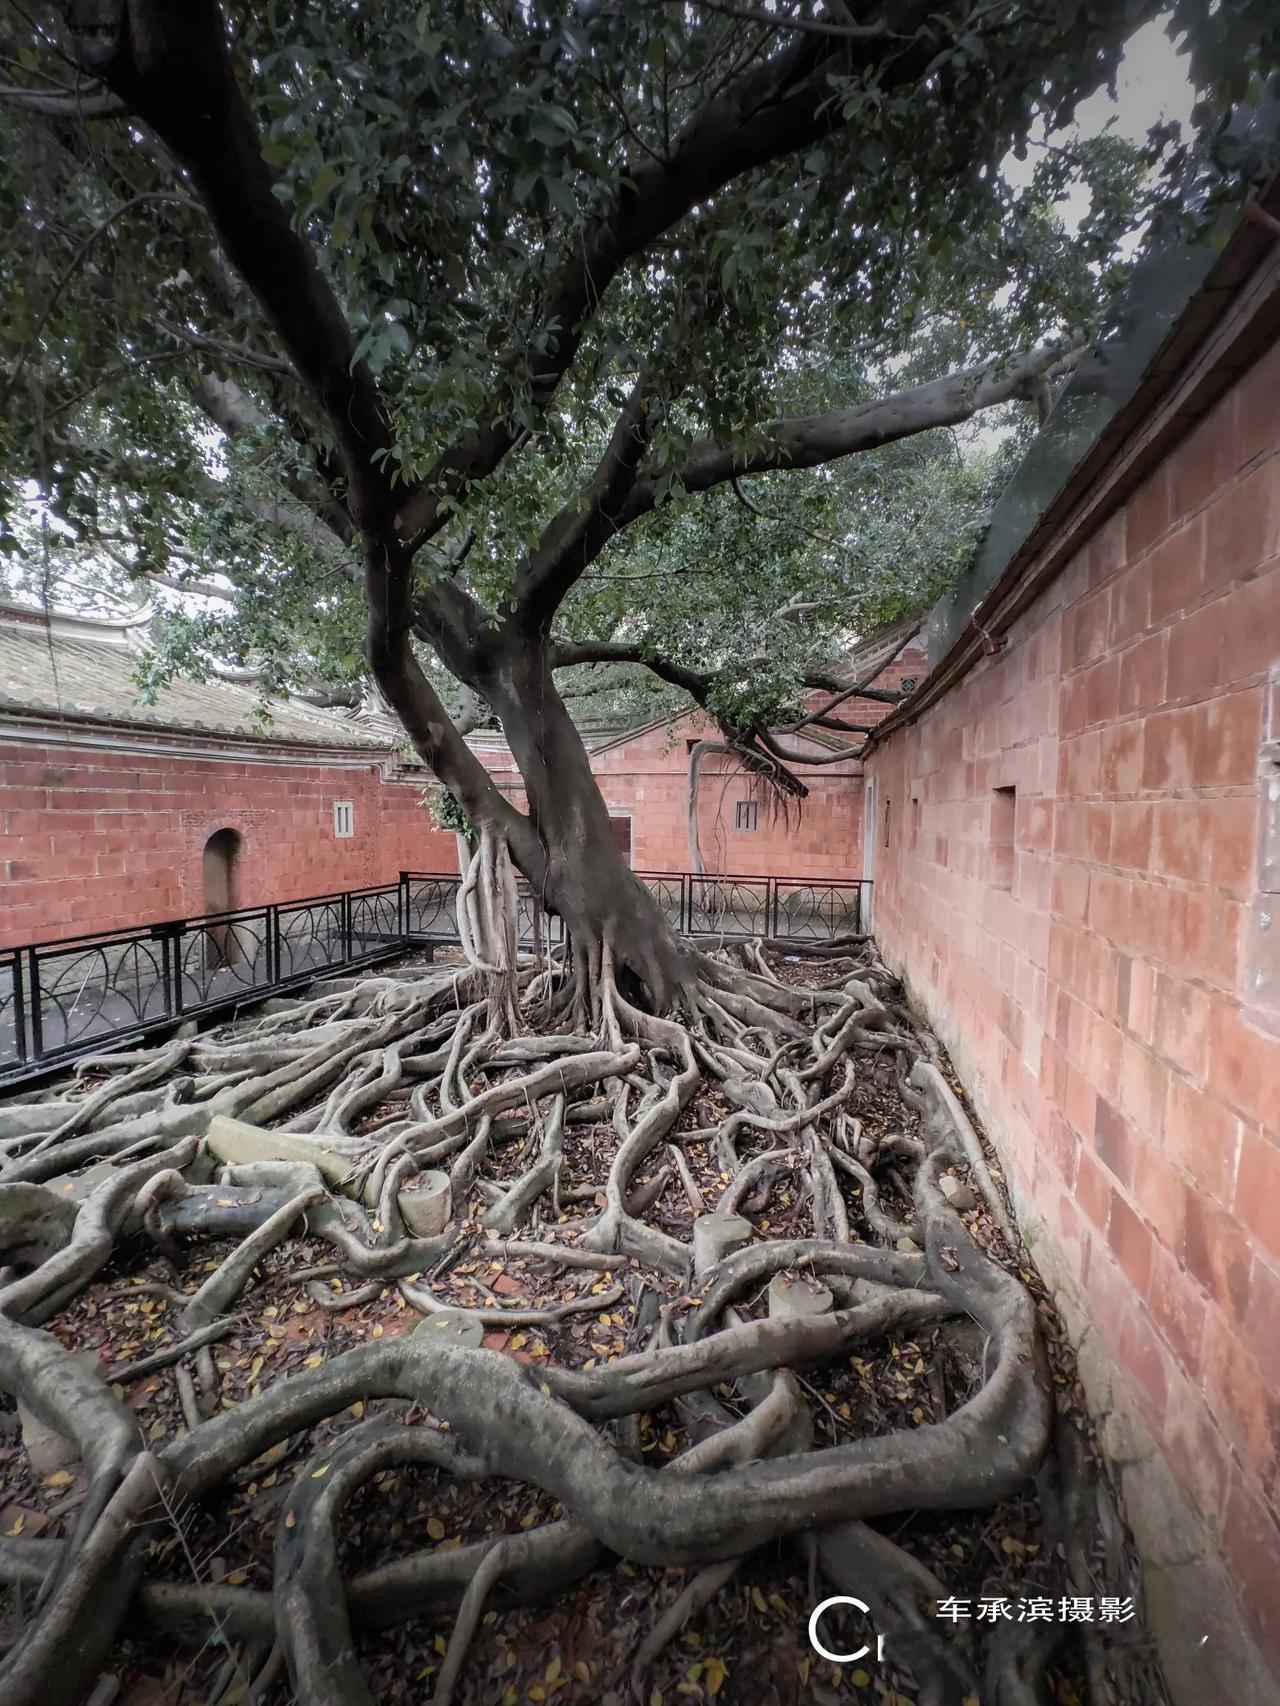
(0, 934, 1148, 1704)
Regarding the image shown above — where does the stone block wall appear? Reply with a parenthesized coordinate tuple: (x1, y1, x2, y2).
(0, 740, 455, 944)
(865, 332, 1280, 1695)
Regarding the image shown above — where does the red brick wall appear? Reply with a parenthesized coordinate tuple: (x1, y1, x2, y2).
(0, 740, 456, 945)
(866, 335, 1280, 1670)
(1, 648, 923, 944)
(590, 657, 922, 876)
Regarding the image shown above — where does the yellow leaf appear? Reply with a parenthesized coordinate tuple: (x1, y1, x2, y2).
(705, 1655, 728, 1695)
(226, 1569, 248, 1586)
(349, 1401, 364, 1418)
(304, 1353, 323, 1369)
(545, 1656, 562, 1685)
(6, 1515, 24, 1537)
(284, 1512, 296, 1529)
(427, 1516, 445, 1540)
(43, 1470, 74, 1488)
(510, 1334, 527, 1351)
(312, 1464, 330, 1479)
(1001, 1536, 1023, 1555)
(751, 1585, 768, 1614)
(851, 1669, 871, 1688)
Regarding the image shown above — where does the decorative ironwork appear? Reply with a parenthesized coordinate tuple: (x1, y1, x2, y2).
(2, 869, 869, 1086)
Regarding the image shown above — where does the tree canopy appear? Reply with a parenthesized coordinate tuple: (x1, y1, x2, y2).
(2, 1, 1278, 995)
(3, 2, 1274, 742)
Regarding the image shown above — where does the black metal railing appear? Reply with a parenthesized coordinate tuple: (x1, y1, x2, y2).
(2, 870, 869, 1087)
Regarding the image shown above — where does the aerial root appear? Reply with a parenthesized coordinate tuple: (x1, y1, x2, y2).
(0, 934, 1082, 1703)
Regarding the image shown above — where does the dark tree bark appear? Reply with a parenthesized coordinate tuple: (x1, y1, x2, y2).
(56, 0, 1088, 1016)
(479, 641, 700, 1012)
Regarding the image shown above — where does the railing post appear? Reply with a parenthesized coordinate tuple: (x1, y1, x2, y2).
(398, 873, 409, 942)
(27, 948, 45, 1062)
(768, 876, 779, 940)
(267, 904, 280, 984)
(342, 890, 353, 966)
(167, 923, 184, 1017)
(681, 872, 691, 936)
(11, 952, 27, 1067)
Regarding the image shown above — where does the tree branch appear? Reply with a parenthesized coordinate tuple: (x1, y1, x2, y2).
(513, 382, 654, 628)
(67, 0, 397, 536)
(0, 82, 124, 117)
(619, 339, 1082, 525)
(392, 1, 946, 552)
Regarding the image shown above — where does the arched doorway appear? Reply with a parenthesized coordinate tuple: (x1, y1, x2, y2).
(202, 828, 241, 968)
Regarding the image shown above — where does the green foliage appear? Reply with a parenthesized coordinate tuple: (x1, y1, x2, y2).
(1, 2, 1275, 733)
(423, 783, 471, 838)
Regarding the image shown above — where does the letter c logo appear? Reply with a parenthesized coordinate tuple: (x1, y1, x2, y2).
(808, 1595, 874, 1663)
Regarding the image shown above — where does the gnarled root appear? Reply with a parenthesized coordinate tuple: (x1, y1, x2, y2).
(0, 934, 1130, 1704)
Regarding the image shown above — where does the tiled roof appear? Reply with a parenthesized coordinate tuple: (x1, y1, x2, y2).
(0, 619, 391, 750)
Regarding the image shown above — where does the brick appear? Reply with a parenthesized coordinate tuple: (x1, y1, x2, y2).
(1240, 1253, 1280, 1388)
(1108, 560, 1151, 644)
(1203, 793, 1261, 895)
(1094, 1097, 1135, 1185)
(1131, 1142, 1189, 1250)
(1109, 1188, 1154, 1293)
(1189, 687, 1264, 788)
(1147, 519, 1206, 624)
(1235, 1127, 1280, 1263)
(1170, 416, 1234, 520)
(1117, 1298, 1170, 1424)
(1166, 596, 1229, 702)
(1182, 1195, 1253, 1326)
(1150, 800, 1207, 882)
(1147, 1245, 1208, 1376)
(1076, 1146, 1112, 1231)
(1127, 463, 1171, 556)
(1100, 720, 1144, 795)
(1208, 1003, 1280, 1132)
(1204, 459, 1280, 589)
(1164, 1074, 1240, 1201)
(1221, 1476, 1280, 1661)
(1232, 333, 1280, 471)
(1117, 630, 1168, 716)
(1152, 975, 1210, 1081)
(1110, 802, 1154, 871)
(1140, 705, 1197, 791)
(1161, 1375, 1233, 1527)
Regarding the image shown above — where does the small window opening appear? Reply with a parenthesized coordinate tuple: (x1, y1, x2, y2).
(735, 799, 759, 832)
(883, 797, 891, 848)
(912, 797, 921, 848)
(992, 786, 1016, 890)
(333, 800, 355, 838)
(609, 815, 633, 864)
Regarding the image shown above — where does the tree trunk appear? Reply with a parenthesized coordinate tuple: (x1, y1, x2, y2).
(481, 640, 699, 1015)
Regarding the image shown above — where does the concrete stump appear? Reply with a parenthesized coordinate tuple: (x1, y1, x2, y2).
(397, 1170, 451, 1238)
(939, 1174, 978, 1212)
(767, 1272, 833, 1320)
(692, 1212, 753, 1275)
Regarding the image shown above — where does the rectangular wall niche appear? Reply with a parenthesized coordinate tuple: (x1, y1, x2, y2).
(333, 800, 355, 838)
(735, 799, 759, 832)
(991, 785, 1016, 890)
